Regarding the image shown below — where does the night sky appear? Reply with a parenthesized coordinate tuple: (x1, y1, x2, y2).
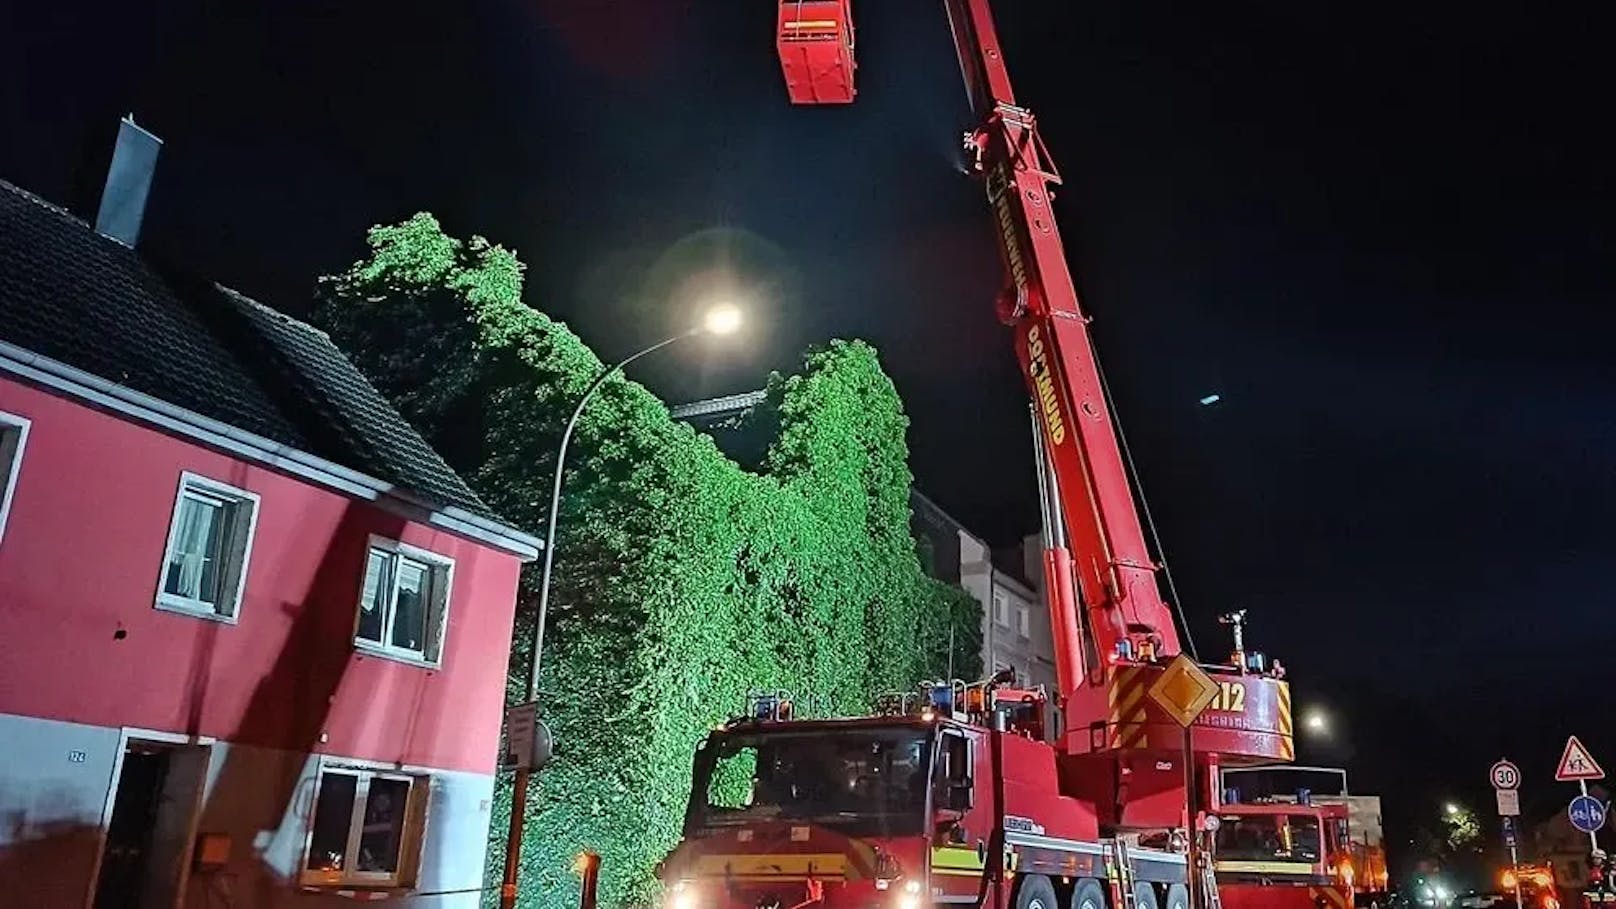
(6, 0, 1611, 865)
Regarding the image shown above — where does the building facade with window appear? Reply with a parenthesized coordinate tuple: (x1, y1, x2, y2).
(0, 177, 541, 907)
(909, 491, 1062, 739)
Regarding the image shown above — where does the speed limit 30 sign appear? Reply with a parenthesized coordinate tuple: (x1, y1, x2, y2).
(1491, 759, 1522, 790)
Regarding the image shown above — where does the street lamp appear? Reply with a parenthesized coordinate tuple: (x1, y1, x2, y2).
(1303, 709, 1328, 734)
(1445, 802, 1461, 816)
(498, 304, 742, 909)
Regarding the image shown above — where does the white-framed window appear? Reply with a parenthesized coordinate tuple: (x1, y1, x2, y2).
(992, 591, 1009, 626)
(354, 536, 453, 667)
(1017, 606, 1031, 638)
(301, 764, 426, 889)
(0, 410, 29, 545)
(155, 472, 260, 621)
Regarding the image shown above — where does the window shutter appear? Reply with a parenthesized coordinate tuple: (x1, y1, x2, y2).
(424, 566, 450, 664)
(216, 499, 254, 617)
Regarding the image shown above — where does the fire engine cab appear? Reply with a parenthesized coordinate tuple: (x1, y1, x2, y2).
(663, 684, 1192, 909)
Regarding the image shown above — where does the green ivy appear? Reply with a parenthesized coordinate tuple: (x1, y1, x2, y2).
(316, 213, 983, 908)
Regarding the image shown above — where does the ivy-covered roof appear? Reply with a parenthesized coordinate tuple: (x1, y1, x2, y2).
(0, 178, 505, 527)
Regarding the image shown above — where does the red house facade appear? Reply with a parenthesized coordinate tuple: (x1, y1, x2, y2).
(0, 176, 541, 907)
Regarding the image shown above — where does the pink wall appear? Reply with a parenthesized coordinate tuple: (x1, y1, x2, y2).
(0, 377, 523, 775)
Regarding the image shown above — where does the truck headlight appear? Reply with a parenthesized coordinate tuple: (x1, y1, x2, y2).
(670, 881, 698, 909)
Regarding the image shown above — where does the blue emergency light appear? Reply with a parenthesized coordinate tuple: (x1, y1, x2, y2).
(927, 684, 954, 714)
(755, 695, 777, 720)
(1297, 788, 1312, 806)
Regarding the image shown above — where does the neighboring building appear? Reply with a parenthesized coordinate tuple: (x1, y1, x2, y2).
(907, 486, 964, 586)
(910, 491, 1061, 739)
(0, 136, 540, 907)
(1533, 786, 1610, 895)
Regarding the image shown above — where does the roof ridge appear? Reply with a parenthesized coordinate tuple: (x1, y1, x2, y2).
(214, 283, 333, 341)
(0, 178, 85, 225)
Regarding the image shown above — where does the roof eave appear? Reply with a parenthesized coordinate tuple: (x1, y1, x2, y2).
(0, 339, 543, 561)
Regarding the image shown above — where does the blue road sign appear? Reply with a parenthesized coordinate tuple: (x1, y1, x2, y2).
(1503, 816, 1518, 847)
(1570, 795, 1608, 833)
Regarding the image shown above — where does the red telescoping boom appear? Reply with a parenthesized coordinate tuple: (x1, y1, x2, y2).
(944, 0, 1180, 692)
(779, 0, 1294, 829)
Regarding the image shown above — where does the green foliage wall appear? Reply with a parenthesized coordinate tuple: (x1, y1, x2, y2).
(317, 214, 983, 908)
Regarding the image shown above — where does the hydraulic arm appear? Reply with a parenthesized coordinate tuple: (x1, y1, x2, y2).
(946, 0, 1181, 689)
(778, 0, 1293, 829)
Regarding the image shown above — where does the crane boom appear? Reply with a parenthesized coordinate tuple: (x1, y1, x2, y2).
(775, 0, 1294, 831)
(944, 0, 1181, 703)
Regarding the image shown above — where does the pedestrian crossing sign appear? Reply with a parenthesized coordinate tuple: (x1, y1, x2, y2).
(1557, 735, 1605, 782)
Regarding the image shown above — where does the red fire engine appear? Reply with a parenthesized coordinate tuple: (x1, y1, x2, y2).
(1213, 800, 1355, 909)
(659, 3, 1316, 909)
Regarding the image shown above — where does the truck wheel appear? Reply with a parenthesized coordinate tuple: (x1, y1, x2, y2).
(1134, 883, 1160, 909)
(1164, 883, 1189, 909)
(1070, 878, 1107, 909)
(1018, 875, 1060, 909)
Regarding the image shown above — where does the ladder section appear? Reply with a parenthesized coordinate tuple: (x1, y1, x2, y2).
(1198, 848, 1223, 909)
(1107, 839, 1138, 909)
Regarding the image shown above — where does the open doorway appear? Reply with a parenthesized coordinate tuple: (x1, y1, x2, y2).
(92, 738, 210, 909)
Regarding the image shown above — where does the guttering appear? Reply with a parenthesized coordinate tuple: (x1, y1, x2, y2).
(0, 340, 542, 561)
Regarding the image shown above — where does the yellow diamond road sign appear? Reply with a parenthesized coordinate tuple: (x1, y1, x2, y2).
(1148, 654, 1219, 728)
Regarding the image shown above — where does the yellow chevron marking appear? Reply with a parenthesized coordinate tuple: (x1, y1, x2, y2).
(1115, 682, 1148, 718)
(1310, 887, 1353, 909)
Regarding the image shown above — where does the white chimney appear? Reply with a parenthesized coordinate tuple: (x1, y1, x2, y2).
(95, 115, 162, 247)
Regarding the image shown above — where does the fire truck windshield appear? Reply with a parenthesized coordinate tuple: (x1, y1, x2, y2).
(1215, 814, 1324, 864)
(686, 727, 932, 835)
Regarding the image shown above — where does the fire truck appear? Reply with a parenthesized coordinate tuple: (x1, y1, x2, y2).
(1502, 864, 1561, 909)
(660, 3, 1308, 909)
(1212, 799, 1355, 909)
(1218, 769, 1387, 907)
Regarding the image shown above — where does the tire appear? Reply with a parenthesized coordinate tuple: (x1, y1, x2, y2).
(1018, 875, 1061, 909)
(1134, 883, 1161, 909)
(1164, 884, 1189, 909)
(1071, 878, 1107, 909)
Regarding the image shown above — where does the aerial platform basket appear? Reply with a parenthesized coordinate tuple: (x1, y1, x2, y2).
(777, 0, 857, 104)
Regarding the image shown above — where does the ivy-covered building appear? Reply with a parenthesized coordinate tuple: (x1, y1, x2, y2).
(676, 395, 1061, 736)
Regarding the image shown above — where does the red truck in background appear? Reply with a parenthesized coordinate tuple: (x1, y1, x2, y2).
(1213, 800, 1354, 909)
(1219, 768, 1388, 909)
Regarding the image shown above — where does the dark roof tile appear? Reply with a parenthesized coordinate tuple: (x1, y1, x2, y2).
(0, 179, 503, 525)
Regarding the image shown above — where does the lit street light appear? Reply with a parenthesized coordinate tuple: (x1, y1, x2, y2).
(703, 303, 743, 336)
(1303, 709, 1329, 734)
(498, 304, 743, 909)
(1445, 802, 1462, 816)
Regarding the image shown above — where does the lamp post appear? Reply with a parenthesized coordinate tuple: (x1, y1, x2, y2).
(498, 304, 742, 909)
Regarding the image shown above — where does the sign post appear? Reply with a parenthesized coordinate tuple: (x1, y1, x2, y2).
(500, 703, 553, 909)
(1557, 736, 1607, 851)
(1491, 759, 1523, 909)
(1149, 656, 1221, 909)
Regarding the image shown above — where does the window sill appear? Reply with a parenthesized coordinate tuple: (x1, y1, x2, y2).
(155, 596, 238, 624)
(353, 641, 440, 671)
(298, 877, 410, 894)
